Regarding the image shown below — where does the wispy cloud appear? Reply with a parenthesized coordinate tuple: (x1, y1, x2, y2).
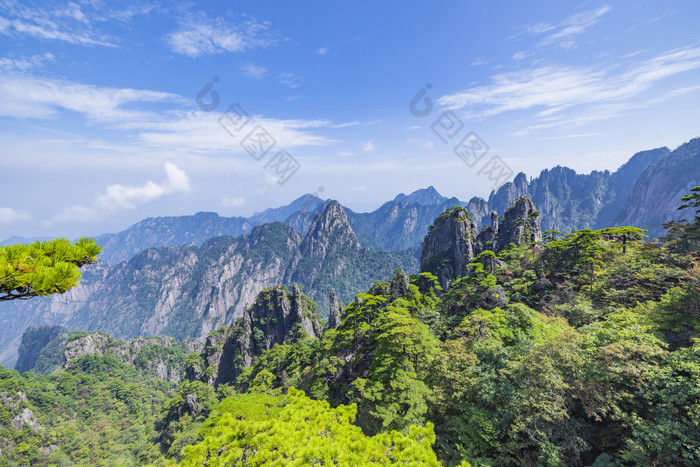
(316, 46, 329, 55)
(0, 2, 116, 47)
(0, 73, 183, 120)
(0, 70, 344, 159)
(0, 52, 54, 72)
(47, 162, 191, 224)
(437, 45, 700, 128)
(221, 196, 246, 207)
(240, 63, 268, 80)
(166, 13, 279, 57)
(0, 207, 31, 225)
(277, 72, 302, 88)
(512, 5, 611, 49)
(362, 139, 376, 152)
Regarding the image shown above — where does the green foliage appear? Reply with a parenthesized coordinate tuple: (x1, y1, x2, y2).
(0, 238, 101, 302)
(2, 204, 699, 466)
(181, 388, 444, 466)
(0, 354, 175, 466)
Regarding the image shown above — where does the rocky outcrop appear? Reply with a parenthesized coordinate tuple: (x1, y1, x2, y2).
(420, 207, 479, 290)
(328, 289, 343, 329)
(200, 285, 323, 386)
(466, 197, 490, 228)
(46, 331, 198, 382)
(64, 332, 111, 362)
(476, 197, 542, 254)
(0, 391, 27, 410)
(11, 408, 42, 432)
(421, 199, 542, 290)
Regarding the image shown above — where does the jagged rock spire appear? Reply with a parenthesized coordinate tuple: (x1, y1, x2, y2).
(328, 288, 343, 329)
(419, 207, 479, 290)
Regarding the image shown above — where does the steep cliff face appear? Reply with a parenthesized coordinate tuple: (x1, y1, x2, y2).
(421, 198, 542, 290)
(69, 222, 303, 342)
(594, 147, 670, 228)
(613, 139, 700, 237)
(328, 288, 343, 329)
(199, 285, 322, 386)
(286, 201, 418, 309)
(483, 197, 543, 253)
(419, 207, 479, 290)
(465, 196, 490, 228)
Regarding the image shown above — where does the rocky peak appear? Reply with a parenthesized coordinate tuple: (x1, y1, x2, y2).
(419, 207, 479, 290)
(300, 200, 361, 254)
(393, 186, 447, 206)
(488, 172, 530, 215)
(202, 285, 323, 386)
(466, 197, 489, 228)
(328, 288, 343, 329)
(477, 197, 542, 254)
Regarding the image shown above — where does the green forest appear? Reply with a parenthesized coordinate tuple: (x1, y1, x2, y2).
(1, 189, 699, 466)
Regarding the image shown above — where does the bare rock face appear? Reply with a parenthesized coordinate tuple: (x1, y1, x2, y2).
(11, 408, 42, 432)
(185, 393, 200, 416)
(60, 332, 195, 382)
(476, 197, 543, 254)
(466, 197, 490, 228)
(420, 207, 479, 290)
(328, 289, 343, 329)
(201, 285, 323, 386)
(613, 138, 700, 237)
(420, 198, 543, 290)
(0, 391, 27, 410)
(64, 333, 110, 362)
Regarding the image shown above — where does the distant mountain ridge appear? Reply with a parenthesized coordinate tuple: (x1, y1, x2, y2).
(0, 202, 417, 366)
(5, 140, 694, 265)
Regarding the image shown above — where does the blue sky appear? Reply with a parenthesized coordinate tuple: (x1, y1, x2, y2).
(1, 0, 700, 239)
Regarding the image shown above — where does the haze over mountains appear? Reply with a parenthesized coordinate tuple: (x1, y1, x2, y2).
(1, 138, 698, 366)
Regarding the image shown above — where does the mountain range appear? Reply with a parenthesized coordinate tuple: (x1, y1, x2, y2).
(1, 137, 698, 366)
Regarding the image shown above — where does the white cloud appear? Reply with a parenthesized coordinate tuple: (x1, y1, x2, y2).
(351, 186, 366, 191)
(542, 5, 611, 45)
(512, 50, 529, 61)
(0, 72, 343, 158)
(0, 16, 115, 46)
(316, 47, 329, 55)
(0, 207, 31, 225)
(221, 196, 246, 207)
(512, 5, 611, 49)
(0, 1, 116, 48)
(0, 53, 54, 72)
(0, 73, 183, 120)
(437, 45, 700, 125)
(362, 139, 376, 152)
(166, 14, 278, 57)
(277, 72, 302, 88)
(240, 63, 267, 80)
(48, 162, 191, 223)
